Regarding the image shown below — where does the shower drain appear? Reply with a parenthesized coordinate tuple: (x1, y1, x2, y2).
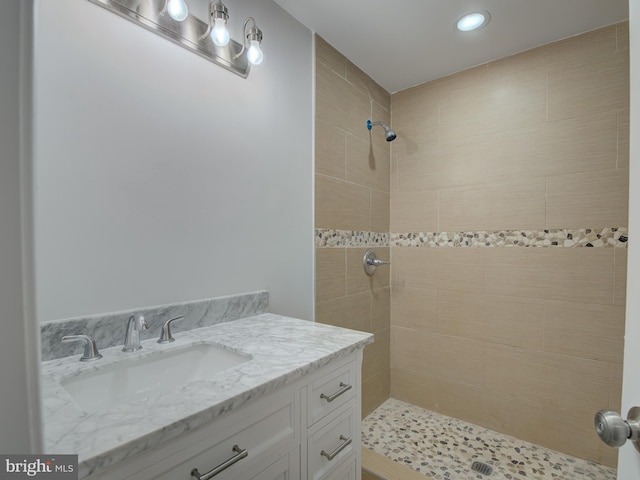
(471, 461, 494, 476)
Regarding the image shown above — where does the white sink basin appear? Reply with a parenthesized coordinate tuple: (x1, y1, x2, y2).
(61, 343, 251, 413)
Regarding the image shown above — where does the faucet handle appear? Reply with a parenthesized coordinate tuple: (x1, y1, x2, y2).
(157, 315, 185, 344)
(62, 335, 103, 362)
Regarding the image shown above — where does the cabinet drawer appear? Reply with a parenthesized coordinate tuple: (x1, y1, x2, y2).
(308, 404, 357, 480)
(243, 447, 300, 480)
(114, 389, 299, 480)
(325, 457, 357, 480)
(308, 360, 356, 426)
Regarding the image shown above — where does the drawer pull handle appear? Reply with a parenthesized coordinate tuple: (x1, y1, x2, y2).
(320, 382, 352, 402)
(190, 445, 248, 480)
(321, 435, 352, 461)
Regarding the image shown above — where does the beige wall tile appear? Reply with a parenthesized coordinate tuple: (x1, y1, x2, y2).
(485, 248, 614, 305)
(618, 108, 630, 169)
(390, 367, 435, 409)
(488, 25, 617, 75)
(371, 286, 390, 332)
(390, 150, 398, 194)
(316, 292, 370, 332)
(391, 247, 443, 291)
(485, 344, 610, 413)
(346, 135, 390, 193)
(315, 174, 371, 230)
(371, 189, 390, 233)
(391, 286, 438, 331)
(543, 300, 625, 363)
(439, 178, 546, 231)
(617, 21, 629, 52)
(363, 327, 390, 380)
(391, 368, 489, 427)
(392, 326, 485, 387)
(315, 248, 345, 302)
(614, 248, 628, 306)
(316, 61, 371, 142)
(346, 61, 390, 112)
(547, 50, 629, 122)
(438, 290, 544, 350)
(610, 363, 623, 412)
(392, 247, 487, 293)
(439, 63, 546, 137)
(391, 80, 444, 150)
(487, 111, 618, 181)
(362, 367, 390, 418)
(396, 137, 492, 192)
(546, 168, 629, 229)
(390, 190, 439, 233)
(315, 35, 346, 78)
(391, 326, 440, 377)
(315, 120, 345, 179)
(435, 334, 485, 387)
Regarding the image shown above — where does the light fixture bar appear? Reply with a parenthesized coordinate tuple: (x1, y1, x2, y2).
(88, 0, 252, 78)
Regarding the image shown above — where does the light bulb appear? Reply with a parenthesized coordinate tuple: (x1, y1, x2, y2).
(247, 40, 263, 65)
(167, 0, 189, 22)
(211, 18, 230, 46)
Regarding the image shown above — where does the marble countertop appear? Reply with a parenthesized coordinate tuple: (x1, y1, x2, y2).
(41, 314, 373, 478)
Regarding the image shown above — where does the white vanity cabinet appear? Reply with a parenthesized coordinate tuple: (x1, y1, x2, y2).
(85, 351, 362, 480)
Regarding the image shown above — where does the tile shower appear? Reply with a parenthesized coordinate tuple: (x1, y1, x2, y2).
(314, 20, 629, 477)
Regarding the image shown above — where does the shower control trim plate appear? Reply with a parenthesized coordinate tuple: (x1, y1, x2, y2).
(363, 249, 390, 276)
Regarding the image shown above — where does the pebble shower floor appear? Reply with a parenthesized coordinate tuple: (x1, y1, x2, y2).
(361, 398, 616, 480)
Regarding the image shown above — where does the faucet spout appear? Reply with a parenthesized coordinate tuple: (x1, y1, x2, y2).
(123, 314, 149, 352)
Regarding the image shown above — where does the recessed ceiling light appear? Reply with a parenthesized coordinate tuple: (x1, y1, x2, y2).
(455, 11, 491, 32)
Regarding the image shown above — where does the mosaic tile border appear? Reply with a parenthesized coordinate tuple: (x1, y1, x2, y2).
(315, 228, 628, 248)
(315, 229, 390, 247)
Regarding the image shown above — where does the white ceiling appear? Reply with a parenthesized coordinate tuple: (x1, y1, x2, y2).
(273, 0, 629, 93)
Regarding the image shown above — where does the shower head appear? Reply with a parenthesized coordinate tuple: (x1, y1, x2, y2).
(367, 120, 397, 142)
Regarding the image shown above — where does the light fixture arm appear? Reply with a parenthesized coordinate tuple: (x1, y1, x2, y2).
(200, 0, 229, 40)
(234, 17, 261, 59)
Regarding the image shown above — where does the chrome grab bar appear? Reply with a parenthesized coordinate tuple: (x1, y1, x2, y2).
(320, 382, 352, 403)
(190, 445, 248, 480)
(320, 435, 352, 461)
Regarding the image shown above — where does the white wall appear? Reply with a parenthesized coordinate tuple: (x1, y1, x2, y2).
(0, 0, 42, 453)
(618, 0, 640, 477)
(34, 0, 314, 322)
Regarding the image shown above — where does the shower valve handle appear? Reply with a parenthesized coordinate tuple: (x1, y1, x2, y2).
(363, 249, 390, 276)
(594, 408, 640, 452)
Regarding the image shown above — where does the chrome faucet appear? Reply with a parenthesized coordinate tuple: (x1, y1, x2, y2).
(157, 315, 185, 344)
(123, 314, 149, 352)
(62, 334, 103, 362)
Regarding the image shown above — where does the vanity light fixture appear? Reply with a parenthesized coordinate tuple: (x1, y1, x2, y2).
(455, 10, 491, 32)
(87, 0, 264, 78)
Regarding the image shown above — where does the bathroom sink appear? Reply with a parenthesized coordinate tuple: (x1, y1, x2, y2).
(61, 343, 251, 413)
